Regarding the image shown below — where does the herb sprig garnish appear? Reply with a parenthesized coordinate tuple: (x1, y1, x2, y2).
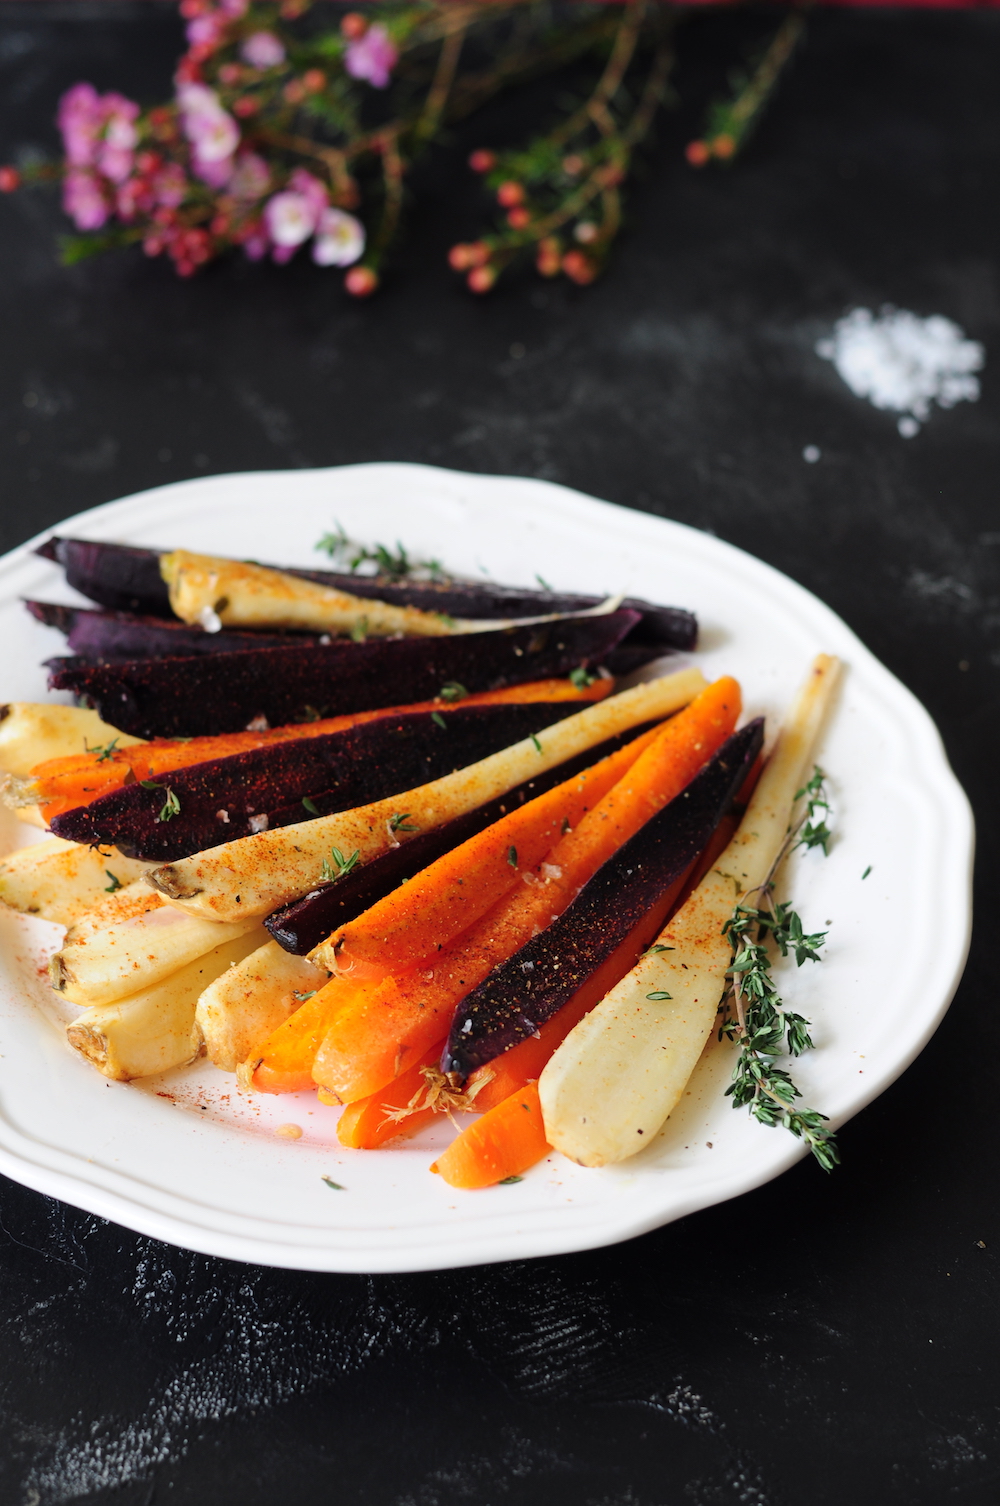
(320, 846, 361, 884)
(85, 737, 120, 762)
(140, 780, 180, 823)
(718, 768, 839, 1171)
(316, 525, 445, 583)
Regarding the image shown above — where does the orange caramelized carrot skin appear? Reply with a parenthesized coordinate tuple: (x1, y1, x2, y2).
(31, 677, 610, 820)
(326, 724, 666, 985)
(336, 1046, 443, 1148)
(312, 677, 741, 1104)
(249, 976, 360, 1094)
(430, 1081, 551, 1189)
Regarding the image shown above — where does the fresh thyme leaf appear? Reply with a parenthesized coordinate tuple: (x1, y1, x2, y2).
(862, 864, 872, 880)
(530, 733, 543, 753)
(498, 1175, 523, 1184)
(437, 613, 457, 630)
(718, 767, 839, 1171)
(320, 846, 361, 884)
(104, 870, 122, 893)
(321, 1176, 346, 1190)
(389, 812, 419, 833)
(315, 526, 446, 582)
(507, 845, 518, 868)
(86, 737, 120, 762)
(439, 681, 468, 702)
(293, 990, 317, 1002)
(144, 782, 181, 822)
(302, 796, 320, 815)
(645, 944, 674, 954)
(569, 665, 596, 690)
(535, 573, 553, 591)
(646, 990, 673, 1001)
(350, 616, 369, 643)
(431, 711, 448, 730)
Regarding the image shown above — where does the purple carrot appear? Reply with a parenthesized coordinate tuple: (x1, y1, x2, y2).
(46, 609, 640, 739)
(25, 601, 319, 660)
(50, 702, 581, 862)
(264, 717, 663, 953)
(442, 718, 765, 1083)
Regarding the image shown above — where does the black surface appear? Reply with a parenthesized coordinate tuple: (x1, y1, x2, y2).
(0, 6, 997, 1504)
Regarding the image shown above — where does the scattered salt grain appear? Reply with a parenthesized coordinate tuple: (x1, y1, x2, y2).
(816, 306, 984, 435)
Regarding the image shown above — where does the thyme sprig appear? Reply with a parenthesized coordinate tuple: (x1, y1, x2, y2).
(718, 767, 839, 1171)
(319, 845, 361, 883)
(316, 524, 445, 581)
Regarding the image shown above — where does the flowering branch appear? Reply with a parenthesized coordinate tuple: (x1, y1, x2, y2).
(0, 0, 806, 295)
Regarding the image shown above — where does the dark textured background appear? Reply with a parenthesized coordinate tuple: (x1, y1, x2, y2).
(1, 5, 997, 1503)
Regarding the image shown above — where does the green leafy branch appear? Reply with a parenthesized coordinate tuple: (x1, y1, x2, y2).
(718, 767, 839, 1171)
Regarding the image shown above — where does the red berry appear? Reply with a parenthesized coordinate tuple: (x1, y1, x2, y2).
(233, 96, 259, 117)
(506, 207, 530, 230)
(283, 79, 306, 105)
(685, 140, 710, 167)
(218, 63, 242, 85)
(712, 134, 736, 160)
(536, 240, 561, 278)
(496, 181, 524, 208)
(561, 250, 597, 286)
(340, 11, 368, 38)
(0, 166, 20, 192)
(345, 265, 378, 297)
(561, 154, 585, 177)
(448, 243, 475, 271)
(467, 265, 496, 294)
(468, 149, 497, 174)
(303, 69, 326, 93)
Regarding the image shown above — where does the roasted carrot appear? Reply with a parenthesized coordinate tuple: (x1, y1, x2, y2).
(244, 975, 359, 1095)
(336, 1046, 446, 1148)
(430, 1081, 551, 1189)
(311, 677, 740, 1103)
(28, 677, 610, 820)
(314, 721, 666, 980)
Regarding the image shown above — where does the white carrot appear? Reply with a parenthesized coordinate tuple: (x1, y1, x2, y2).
(539, 654, 841, 1168)
(147, 668, 707, 922)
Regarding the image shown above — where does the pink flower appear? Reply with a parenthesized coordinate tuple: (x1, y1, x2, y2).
(287, 167, 327, 218)
(186, 12, 226, 50)
(95, 93, 139, 184)
(242, 230, 269, 261)
(229, 150, 270, 201)
(240, 31, 285, 69)
(344, 24, 397, 89)
(58, 83, 103, 167)
(63, 168, 108, 230)
(264, 188, 319, 254)
(312, 207, 365, 266)
(177, 82, 240, 186)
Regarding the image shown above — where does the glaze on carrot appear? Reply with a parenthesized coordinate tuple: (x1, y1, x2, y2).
(430, 1081, 551, 1189)
(311, 677, 740, 1103)
(28, 678, 609, 820)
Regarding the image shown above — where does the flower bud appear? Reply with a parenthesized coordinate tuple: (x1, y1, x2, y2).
(561, 250, 597, 286)
(574, 221, 598, 244)
(561, 154, 585, 177)
(303, 69, 327, 93)
(340, 11, 368, 38)
(468, 149, 496, 174)
(345, 265, 379, 297)
(506, 206, 530, 230)
(233, 96, 259, 117)
(0, 166, 21, 192)
(536, 237, 561, 277)
(712, 133, 736, 160)
(283, 79, 306, 105)
(684, 140, 710, 167)
(496, 180, 524, 208)
(467, 265, 497, 294)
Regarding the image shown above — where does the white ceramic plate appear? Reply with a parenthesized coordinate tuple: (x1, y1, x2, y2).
(0, 464, 973, 1272)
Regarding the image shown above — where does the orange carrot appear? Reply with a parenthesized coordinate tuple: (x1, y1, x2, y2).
(322, 721, 664, 982)
(336, 1046, 445, 1148)
(30, 677, 610, 820)
(430, 1081, 551, 1189)
(248, 975, 360, 1094)
(311, 677, 740, 1103)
